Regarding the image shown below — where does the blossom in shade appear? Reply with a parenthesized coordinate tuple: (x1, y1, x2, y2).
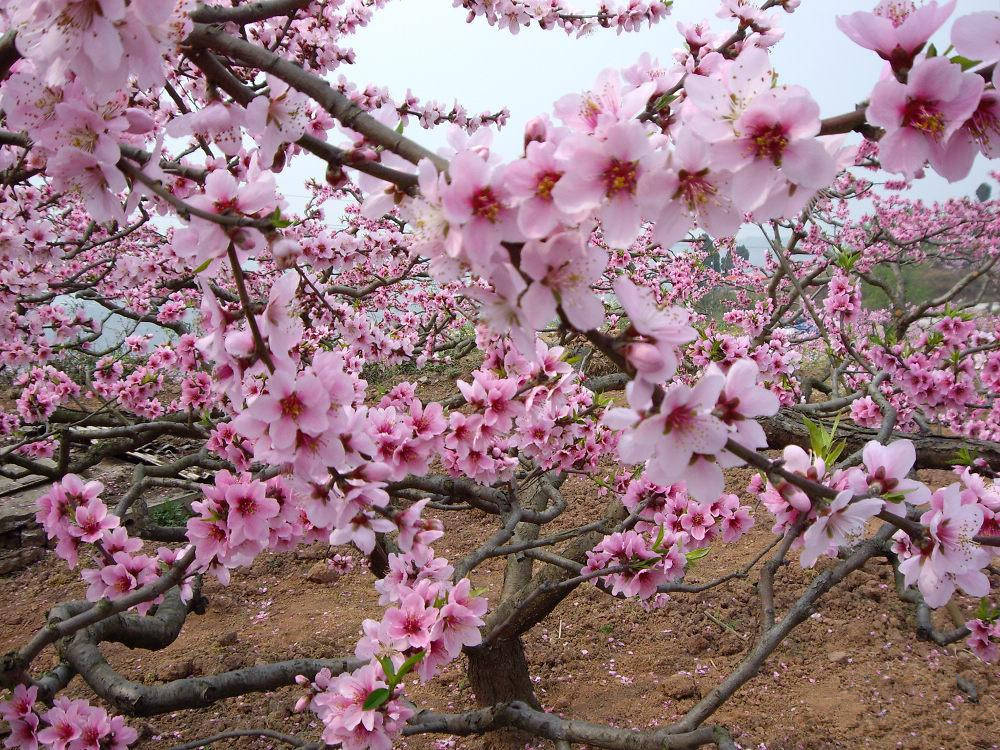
(800, 490, 884, 568)
(638, 131, 740, 247)
(965, 618, 999, 663)
(520, 231, 607, 331)
(613, 276, 696, 393)
(245, 75, 309, 168)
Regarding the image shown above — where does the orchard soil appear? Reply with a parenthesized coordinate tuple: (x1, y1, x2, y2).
(1, 374, 999, 749)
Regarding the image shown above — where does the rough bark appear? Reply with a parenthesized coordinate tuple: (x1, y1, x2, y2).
(467, 637, 539, 709)
(466, 638, 540, 749)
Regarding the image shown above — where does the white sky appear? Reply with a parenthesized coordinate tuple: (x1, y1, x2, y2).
(286, 1, 999, 252)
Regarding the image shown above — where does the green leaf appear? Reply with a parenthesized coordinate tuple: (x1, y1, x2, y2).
(835, 249, 860, 272)
(651, 93, 675, 112)
(802, 416, 825, 457)
(192, 257, 212, 274)
(653, 524, 665, 552)
(826, 438, 847, 466)
(952, 447, 975, 467)
(362, 688, 391, 711)
(268, 207, 293, 229)
(974, 598, 994, 622)
(377, 655, 396, 681)
(395, 120, 405, 135)
(395, 650, 425, 680)
(685, 547, 711, 563)
(950, 54, 979, 71)
(926, 43, 938, 58)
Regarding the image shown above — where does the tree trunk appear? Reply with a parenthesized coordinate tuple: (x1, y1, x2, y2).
(466, 637, 539, 749)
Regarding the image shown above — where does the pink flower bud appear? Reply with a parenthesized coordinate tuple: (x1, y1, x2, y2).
(523, 116, 549, 149)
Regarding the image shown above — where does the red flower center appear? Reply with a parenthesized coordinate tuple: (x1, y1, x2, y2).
(676, 169, 718, 208)
(604, 159, 639, 197)
(280, 393, 304, 419)
(902, 98, 945, 138)
(663, 404, 694, 433)
(535, 171, 561, 200)
(213, 196, 240, 214)
(750, 124, 789, 165)
(402, 614, 424, 635)
(236, 493, 258, 517)
(471, 187, 502, 222)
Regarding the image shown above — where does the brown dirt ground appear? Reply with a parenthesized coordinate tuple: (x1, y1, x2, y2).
(2, 464, 999, 750)
(2, 366, 999, 749)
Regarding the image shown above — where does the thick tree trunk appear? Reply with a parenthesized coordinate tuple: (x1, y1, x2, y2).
(467, 637, 540, 708)
(466, 637, 540, 749)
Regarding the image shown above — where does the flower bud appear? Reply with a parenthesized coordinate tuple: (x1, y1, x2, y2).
(523, 116, 549, 150)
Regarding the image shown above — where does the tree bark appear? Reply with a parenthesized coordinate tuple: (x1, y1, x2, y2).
(466, 637, 540, 749)
(467, 637, 539, 709)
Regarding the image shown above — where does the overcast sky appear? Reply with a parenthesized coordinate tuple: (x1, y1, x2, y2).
(285, 1, 998, 251)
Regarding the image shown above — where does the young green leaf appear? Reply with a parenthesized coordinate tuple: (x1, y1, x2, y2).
(396, 650, 426, 680)
(362, 688, 391, 711)
(378, 655, 396, 681)
(685, 547, 711, 563)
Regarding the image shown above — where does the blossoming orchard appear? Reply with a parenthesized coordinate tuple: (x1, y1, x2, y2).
(1, 0, 1000, 747)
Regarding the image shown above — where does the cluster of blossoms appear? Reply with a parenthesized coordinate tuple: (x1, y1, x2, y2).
(334, 77, 510, 133)
(14, 366, 80, 424)
(966, 612, 1000, 664)
(34, 474, 194, 611)
(453, 0, 671, 35)
(1, 1, 1000, 748)
(355, 26, 883, 415)
(583, 477, 755, 601)
(842, 3, 1000, 179)
(187, 332, 618, 588)
(606, 358, 779, 503)
(753, 438, 999, 611)
(0, 686, 137, 750)
(299, 534, 486, 749)
(891, 467, 999, 608)
(442, 337, 617, 481)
